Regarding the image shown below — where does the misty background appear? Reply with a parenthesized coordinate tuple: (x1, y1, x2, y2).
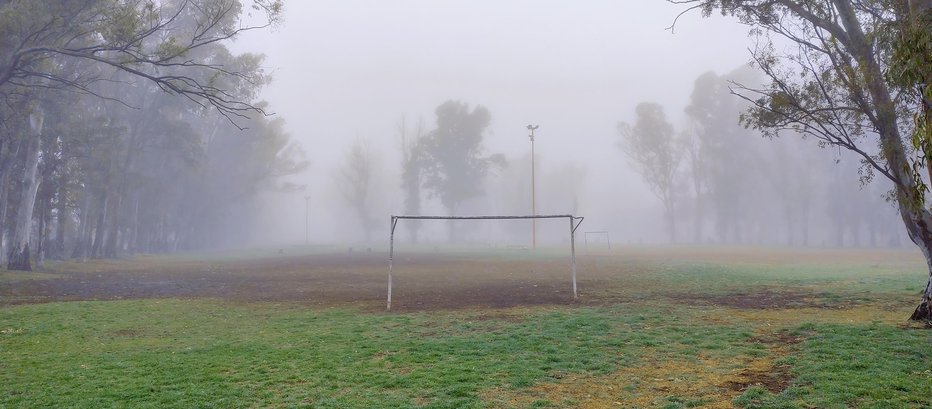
(227, 1, 903, 248)
(0, 0, 906, 266)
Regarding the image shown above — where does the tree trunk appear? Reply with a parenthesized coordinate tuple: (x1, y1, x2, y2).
(124, 194, 138, 254)
(0, 178, 7, 267)
(35, 197, 45, 269)
(0, 137, 20, 266)
(905, 0, 932, 322)
(103, 194, 121, 258)
(914, 277, 932, 318)
(665, 192, 677, 244)
(693, 188, 703, 244)
(901, 198, 932, 321)
(54, 180, 67, 259)
(912, 256, 932, 321)
(8, 113, 43, 271)
(71, 192, 92, 260)
(833, 0, 932, 320)
(90, 192, 109, 259)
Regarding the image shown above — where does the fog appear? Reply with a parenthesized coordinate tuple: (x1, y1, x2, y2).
(0, 1, 906, 265)
(215, 1, 900, 249)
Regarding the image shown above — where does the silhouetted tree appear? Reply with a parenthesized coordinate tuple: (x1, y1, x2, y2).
(337, 138, 376, 242)
(0, 0, 296, 269)
(399, 117, 425, 242)
(684, 68, 762, 244)
(420, 100, 505, 239)
(619, 102, 682, 242)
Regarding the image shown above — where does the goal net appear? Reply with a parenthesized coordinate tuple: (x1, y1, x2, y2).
(387, 214, 584, 310)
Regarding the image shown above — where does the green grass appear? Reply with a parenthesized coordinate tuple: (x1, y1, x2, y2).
(3, 300, 928, 408)
(2, 248, 931, 408)
(733, 323, 932, 409)
(0, 301, 764, 408)
(0, 300, 754, 408)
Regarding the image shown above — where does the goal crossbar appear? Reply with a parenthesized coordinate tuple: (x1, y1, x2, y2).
(387, 214, 584, 310)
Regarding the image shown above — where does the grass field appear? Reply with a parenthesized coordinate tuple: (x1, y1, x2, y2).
(1, 246, 931, 408)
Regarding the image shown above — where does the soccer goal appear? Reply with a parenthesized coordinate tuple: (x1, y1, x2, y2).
(387, 214, 584, 310)
(584, 231, 612, 252)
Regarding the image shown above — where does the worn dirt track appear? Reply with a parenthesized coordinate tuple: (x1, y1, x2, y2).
(1, 246, 923, 312)
(0, 251, 582, 311)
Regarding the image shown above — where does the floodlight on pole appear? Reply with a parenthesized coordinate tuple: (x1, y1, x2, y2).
(304, 195, 311, 245)
(527, 124, 539, 250)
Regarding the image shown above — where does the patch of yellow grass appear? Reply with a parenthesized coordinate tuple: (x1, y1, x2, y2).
(481, 300, 881, 409)
(482, 346, 791, 409)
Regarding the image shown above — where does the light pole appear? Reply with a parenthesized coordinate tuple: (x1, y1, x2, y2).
(304, 195, 311, 245)
(527, 124, 539, 250)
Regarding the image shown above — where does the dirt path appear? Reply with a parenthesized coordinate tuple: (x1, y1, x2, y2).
(0, 252, 579, 311)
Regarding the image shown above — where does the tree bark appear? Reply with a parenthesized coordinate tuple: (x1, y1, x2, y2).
(692, 177, 703, 244)
(90, 192, 108, 259)
(0, 148, 7, 267)
(7, 112, 43, 271)
(103, 195, 120, 258)
(70, 192, 92, 260)
(664, 191, 677, 244)
(0, 136, 20, 266)
(911, 0, 932, 321)
(831, 0, 932, 320)
(36, 196, 47, 269)
(54, 179, 67, 259)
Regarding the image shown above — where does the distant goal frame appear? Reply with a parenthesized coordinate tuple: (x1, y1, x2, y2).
(387, 214, 584, 310)
(583, 231, 612, 251)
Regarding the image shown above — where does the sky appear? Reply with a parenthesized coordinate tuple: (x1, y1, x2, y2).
(230, 1, 764, 245)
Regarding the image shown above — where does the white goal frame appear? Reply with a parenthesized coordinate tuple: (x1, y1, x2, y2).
(387, 214, 584, 310)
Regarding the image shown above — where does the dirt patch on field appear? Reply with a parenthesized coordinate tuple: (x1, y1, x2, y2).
(0, 252, 581, 312)
(1, 247, 918, 314)
(721, 332, 801, 394)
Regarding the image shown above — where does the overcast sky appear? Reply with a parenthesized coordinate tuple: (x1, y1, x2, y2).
(232, 1, 760, 244)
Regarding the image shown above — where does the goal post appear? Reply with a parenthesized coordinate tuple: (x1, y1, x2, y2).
(387, 214, 584, 310)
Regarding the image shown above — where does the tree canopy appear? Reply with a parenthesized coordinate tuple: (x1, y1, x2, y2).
(619, 102, 682, 242)
(420, 100, 505, 215)
(0, 0, 282, 122)
(0, 0, 302, 270)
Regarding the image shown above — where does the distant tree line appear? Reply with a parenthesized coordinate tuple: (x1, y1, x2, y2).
(675, 0, 931, 321)
(619, 66, 904, 247)
(0, 0, 304, 270)
(336, 100, 505, 242)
